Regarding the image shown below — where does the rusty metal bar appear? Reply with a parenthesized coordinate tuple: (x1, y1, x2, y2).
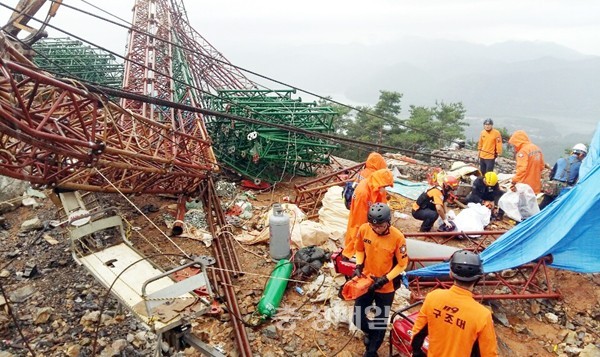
(172, 195, 187, 236)
(407, 256, 560, 301)
(0, 56, 217, 194)
(293, 162, 364, 219)
(200, 178, 251, 356)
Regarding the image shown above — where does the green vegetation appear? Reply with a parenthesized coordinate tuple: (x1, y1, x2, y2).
(330, 90, 468, 161)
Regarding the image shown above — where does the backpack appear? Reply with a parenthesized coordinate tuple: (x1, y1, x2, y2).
(415, 187, 438, 210)
(342, 181, 357, 209)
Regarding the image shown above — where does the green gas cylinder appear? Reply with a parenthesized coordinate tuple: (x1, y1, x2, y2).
(257, 259, 293, 319)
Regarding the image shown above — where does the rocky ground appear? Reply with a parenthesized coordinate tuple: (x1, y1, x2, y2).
(1, 152, 599, 357)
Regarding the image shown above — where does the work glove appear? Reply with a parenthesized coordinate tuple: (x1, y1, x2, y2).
(352, 264, 364, 278)
(370, 275, 389, 291)
(443, 218, 451, 226)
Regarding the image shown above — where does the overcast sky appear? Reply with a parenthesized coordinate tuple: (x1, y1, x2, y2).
(2, 0, 600, 57)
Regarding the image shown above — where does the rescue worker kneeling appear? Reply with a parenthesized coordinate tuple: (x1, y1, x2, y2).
(466, 171, 505, 218)
(412, 175, 459, 232)
(352, 203, 408, 357)
(411, 250, 498, 357)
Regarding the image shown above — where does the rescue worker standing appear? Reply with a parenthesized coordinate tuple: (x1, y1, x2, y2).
(343, 152, 388, 209)
(508, 130, 545, 194)
(539, 143, 587, 209)
(412, 175, 459, 232)
(477, 119, 503, 174)
(411, 250, 498, 357)
(465, 172, 505, 208)
(353, 203, 408, 357)
(343, 168, 394, 259)
(357, 152, 387, 182)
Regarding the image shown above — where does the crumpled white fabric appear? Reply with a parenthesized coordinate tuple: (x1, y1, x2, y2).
(318, 186, 349, 240)
(498, 183, 540, 222)
(452, 203, 492, 237)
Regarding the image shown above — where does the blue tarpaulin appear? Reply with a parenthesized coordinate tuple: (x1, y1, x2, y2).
(409, 122, 600, 277)
(387, 178, 428, 200)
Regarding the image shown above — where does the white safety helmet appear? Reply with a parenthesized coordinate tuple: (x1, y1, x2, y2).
(572, 143, 587, 155)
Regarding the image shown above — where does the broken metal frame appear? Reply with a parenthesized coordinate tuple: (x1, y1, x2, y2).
(57, 191, 212, 330)
(0, 55, 216, 194)
(0, 33, 251, 356)
(293, 162, 364, 219)
(407, 255, 561, 301)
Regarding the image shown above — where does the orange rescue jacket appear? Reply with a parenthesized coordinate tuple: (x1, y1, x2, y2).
(354, 223, 408, 293)
(478, 129, 503, 160)
(343, 169, 394, 258)
(357, 152, 387, 182)
(411, 285, 499, 357)
(508, 130, 545, 193)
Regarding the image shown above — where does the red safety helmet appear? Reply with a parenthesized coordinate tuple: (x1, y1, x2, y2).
(444, 175, 459, 190)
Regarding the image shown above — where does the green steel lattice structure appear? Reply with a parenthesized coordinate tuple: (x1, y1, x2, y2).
(207, 89, 338, 183)
(31, 36, 338, 184)
(32, 38, 123, 88)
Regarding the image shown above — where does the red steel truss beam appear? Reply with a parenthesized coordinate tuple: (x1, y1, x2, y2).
(122, 0, 175, 119)
(168, 0, 255, 93)
(407, 255, 561, 301)
(293, 162, 364, 219)
(0, 57, 216, 194)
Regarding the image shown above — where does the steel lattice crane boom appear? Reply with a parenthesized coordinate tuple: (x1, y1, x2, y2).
(0, 47, 216, 194)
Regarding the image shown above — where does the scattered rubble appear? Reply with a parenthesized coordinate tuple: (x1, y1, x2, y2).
(1, 169, 599, 357)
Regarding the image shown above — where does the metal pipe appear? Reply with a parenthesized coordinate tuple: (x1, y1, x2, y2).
(172, 195, 187, 236)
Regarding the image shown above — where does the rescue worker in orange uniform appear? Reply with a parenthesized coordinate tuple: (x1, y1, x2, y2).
(411, 175, 459, 232)
(342, 168, 394, 259)
(508, 130, 545, 194)
(477, 118, 503, 174)
(353, 203, 408, 357)
(411, 250, 498, 357)
(358, 152, 387, 182)
(342, 152, 388, 209)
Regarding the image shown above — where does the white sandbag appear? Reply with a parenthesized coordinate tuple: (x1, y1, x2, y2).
(318, 186, 349, 240)
(498, 183, 539, 222)
(298, 220, 331, 247)
(452, 203, 491, 237)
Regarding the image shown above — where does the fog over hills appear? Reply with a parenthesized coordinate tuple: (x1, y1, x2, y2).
(234, 38, 599, 161)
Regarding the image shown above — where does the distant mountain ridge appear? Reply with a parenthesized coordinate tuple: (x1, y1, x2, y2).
(230, 38, 599, 161)
(235, 39, 598, 119)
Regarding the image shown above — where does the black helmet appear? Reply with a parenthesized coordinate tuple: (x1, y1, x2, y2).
(483, 118, 494, 125)
(450, 250, 483, 282)
(368, 203, 391, 224)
